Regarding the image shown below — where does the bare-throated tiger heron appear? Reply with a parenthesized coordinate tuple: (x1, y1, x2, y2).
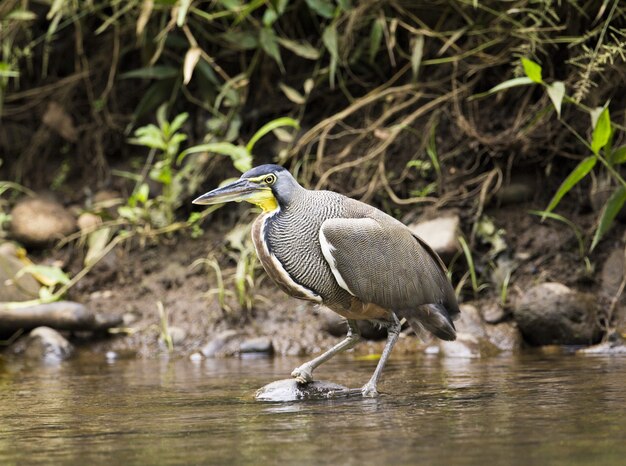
(194, 164, 459, 397)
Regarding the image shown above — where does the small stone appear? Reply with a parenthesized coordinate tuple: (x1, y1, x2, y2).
(482, 302, 507, 324)
(189, 352, 203, 362)
(19, 327, 73, 362)
(201, 330, 241, 357)
(77, 212, 102, 232)
(408, 215, 460, 262)
(240, 336, 274, 354)
(455, 304, 487, 338)
(424, 345, 440, 355)
(513, 282, 602, 346)
(485, 322, 522, 352)
(105, 351, 118, 361)
(10, 197, 77, 247)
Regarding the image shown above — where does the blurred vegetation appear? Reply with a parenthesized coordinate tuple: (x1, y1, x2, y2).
(1, 0, 626, 310)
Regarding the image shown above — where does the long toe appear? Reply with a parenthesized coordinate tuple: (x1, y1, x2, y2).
(291, 366, 313, 384)
(361, 383, 379, 398)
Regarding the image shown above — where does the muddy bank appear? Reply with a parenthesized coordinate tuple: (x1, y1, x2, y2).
(1, 187, 625, 361)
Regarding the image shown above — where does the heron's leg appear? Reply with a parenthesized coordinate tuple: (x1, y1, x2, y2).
(292, 319, 361, 384)
(360, 313, 401, 398)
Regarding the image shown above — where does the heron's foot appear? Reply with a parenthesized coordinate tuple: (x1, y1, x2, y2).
(291, 365, 314, 384)
(360, 382, 379, 398)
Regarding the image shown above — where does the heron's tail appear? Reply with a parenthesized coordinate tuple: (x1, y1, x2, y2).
(398, 304, 457, 341)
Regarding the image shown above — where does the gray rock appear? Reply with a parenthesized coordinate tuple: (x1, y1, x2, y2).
(408, 215, 460, 262)
(255, 379, 352, 402)
(455, 304, 487, 338)
(600, 248, 625, 298)
(513, 282, 602, 346)
(485, 322, 523, 352)
(10, 197, 77, 247)
(481, 302, 507, 324)
(240, 336, 274, 354)
(20, 326, 73, 362)
(201, 330, 241, 357)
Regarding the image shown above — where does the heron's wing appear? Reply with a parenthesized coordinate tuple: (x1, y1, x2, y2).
(319, 217, 457, 315)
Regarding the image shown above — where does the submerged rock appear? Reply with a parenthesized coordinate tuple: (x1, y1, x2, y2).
(240, 336, 274, 354)
(17, 326, 73, 362)
(255, 379, 352, 402)
(514, 282, 602, 346)
(10, 197, 77, 247)
(578, 334, 626, 355)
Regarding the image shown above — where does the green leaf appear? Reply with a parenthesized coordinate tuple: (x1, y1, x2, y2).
(546, 81, 565, 118)
(306, 0, 335, 18)
(591, 186, 626, 251)
(17, 265, 70, 287)
(611, 146, 626, 165)
(591, 107, 611, 155)
(544, 156, 597, 217)
(259, 27, 284, 72)
(411, 34, 424, 80)
(368, 18, 383, 63)
(85, 227, 112, 267)
(169, 112, 189, 134)
(277, 38, 320, 60)
(470, 77, 534, 100)
(120, 66, 179, 80)
(246, 117, 300, 153)
(521, 58, 542, 83)
(178, 142, 252, 172)
(322, 24, 339, 88)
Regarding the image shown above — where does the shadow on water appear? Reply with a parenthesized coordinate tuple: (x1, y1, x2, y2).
(1, 352, 625, 465)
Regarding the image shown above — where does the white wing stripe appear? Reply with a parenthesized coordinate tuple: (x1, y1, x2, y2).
(319, 225, 356, 296)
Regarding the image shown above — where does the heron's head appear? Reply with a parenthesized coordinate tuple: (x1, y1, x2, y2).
(192, 164, 300, 212)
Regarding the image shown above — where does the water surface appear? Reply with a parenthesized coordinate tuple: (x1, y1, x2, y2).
(1, 352, 625, 465)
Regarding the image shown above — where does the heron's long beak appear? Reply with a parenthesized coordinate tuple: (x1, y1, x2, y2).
(192, 178, 270, 206)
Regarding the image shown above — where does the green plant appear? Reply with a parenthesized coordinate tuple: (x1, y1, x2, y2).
(126, 105, 189, 228)
(479, 56, 626, 251)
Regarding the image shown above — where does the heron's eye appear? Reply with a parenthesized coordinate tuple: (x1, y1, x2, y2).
(264, 174, 276, 185)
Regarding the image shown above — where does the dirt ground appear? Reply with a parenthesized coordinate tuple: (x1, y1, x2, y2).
(44, 187, 623, 359)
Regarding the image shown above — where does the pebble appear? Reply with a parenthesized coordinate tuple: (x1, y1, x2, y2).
(19, 327, 73, 362)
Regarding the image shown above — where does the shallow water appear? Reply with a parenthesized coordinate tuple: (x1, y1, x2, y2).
(1, 351, 625, 465)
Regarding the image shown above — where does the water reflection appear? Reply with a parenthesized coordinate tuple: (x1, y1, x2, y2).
(0, 352, 625, 465)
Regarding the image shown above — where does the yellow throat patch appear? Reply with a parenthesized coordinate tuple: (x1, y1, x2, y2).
(247, 189, 278, 212)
